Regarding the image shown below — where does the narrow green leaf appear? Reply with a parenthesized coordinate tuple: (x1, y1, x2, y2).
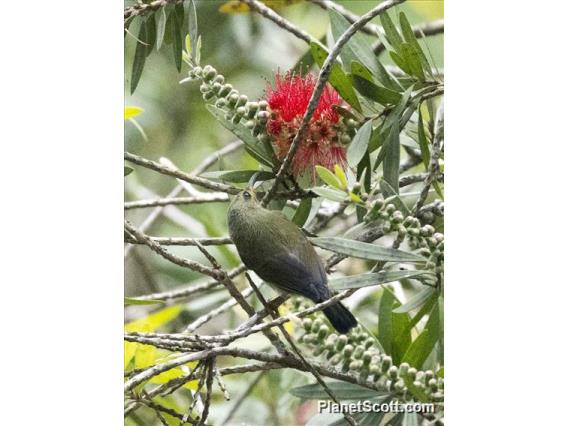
(292, 198, 312, 227)
(200, 169, 274, 183)
(172, 4, 184, 72)
(156, 7, 167, 51)
(393, 286, 435, 313)
(124, 166, 134, 176)
(401, 289, 438, 335)
(145, 15, 156, 56)
(290, 381, 387, 400)
(390, 51, 412, 76)
(378, 288, 395, 354)
(310, 41, 361, 112)
(329, 10, 378, 74)
(400, 43, 425, 81)
(380, 13, 403, 52)
(347, 120, 372, 168)
(124, 106, 144, 120)
(315, 165, 343, 190)
(334, 165, 348, 189)
(417, 107, 430, 169)
(206, 105, 273, 167)
(125, 297, 164, 306)
(378, 288, 412, 363)
(392, 295, 412, 364)
(330, 270, 431, 291)
(187, 0, 198, 62)
(304, 197, 323, 228)
(401, 302, 440, 368)
(399, 12, 431, 77)
(130, 24, 147, 94)
(310, 187, 346, 203)
(310, 237, 427, 262)
(383, 116, 400, 194)
(352, 75, 402, 106)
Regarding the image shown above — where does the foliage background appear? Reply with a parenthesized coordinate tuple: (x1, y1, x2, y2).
(125, 1, 444, 425)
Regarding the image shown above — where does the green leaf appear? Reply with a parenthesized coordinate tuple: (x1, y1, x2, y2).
(347, 119, 372, 168)
(172, 4, 184, 72)
(417, 107, 430, 169)
(206, 105, 273, 167)
(130, 24, 148, 94)
(390, 51, 412, 76)
(292, 198, 312, 227)
(156, 7, 167, 51)
(401, 289, 438, 335)
(330, 270, 430, 291)
(124, 297, 164, 306)
(393, 286, 436, 313)
(400, 43, 425, 81)
(145, 15, 156, 56)
(329, 10, 378, 75)
(401, 302, 440, 368)
(310, 187, 346, 202)
(124, 106, 144, 120)
(310, 41, 361, 112)
(382, 116, 400, 194)
(310, 237, 427, 262)
(187, 0, 198, 62)
(125, 305, 183, 332)
(124, 166, 134, 176)
(315, 165, 343, 190)
(351, 62, 402, 105)
(334, 165, 348, 189)
(380, 13, 403, 52)
(290, 381, 387, 400)
(378, 287, 411, 363)
(200, 169, 274, 183)
(399, 12, 431, 77)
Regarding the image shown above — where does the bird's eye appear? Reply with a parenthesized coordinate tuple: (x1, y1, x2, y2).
(243, 191, 251, 200)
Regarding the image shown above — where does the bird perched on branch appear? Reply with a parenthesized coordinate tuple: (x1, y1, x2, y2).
(227, 175, 357, 333)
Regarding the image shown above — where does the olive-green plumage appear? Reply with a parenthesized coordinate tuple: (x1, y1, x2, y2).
(227, 188, 357, 334)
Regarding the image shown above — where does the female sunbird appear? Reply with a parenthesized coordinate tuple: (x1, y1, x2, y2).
(227, 186, 357, 334)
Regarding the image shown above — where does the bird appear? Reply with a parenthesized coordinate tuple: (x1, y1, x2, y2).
(227, 180, 357, 334)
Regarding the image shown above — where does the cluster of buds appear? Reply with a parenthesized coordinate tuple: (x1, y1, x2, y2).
(290, 298, 444, 404)
(364, 199, 444, 274)
(185, 64, 273, 155)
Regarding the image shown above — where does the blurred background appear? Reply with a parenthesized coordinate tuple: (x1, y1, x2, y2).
(125, 1, 443, 424)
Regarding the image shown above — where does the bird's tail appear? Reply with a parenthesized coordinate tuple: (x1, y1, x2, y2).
(322, 301, 357, 334)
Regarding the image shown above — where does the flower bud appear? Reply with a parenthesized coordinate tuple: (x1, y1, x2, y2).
(245, 102, 259, 118)
(349, 360, 362, 371)
(256, 110, 270, 123)
(236, 94, 248, 107)
(407, 367, 417, 381)
(203, 65, 217, 81)
(218, 84, 233, 98)
(213, 74, 225, 84)
(192, 66, 203, 77)
(200, 83, 211, 94)
(362, 351, 372, 366)
(392, 211, 404, 223)
(398, 363, 410, 377)
(388, 365, 399, 380)
(394, 379, 405, 393)
(203, 91, 216, 100)
(381, 356, 392, 373)
(330, 354, 342, 365)
(302, 318, 313, 332)
(227, 93, 239, 107)
(317, 325, 329, 341)
(364, 338, 375, 349)
(244, 120, 256, 129)
(342, 344, 354, 358)
(215, 98, 227, 108)
(258, 100, 269, 110)
(335, 335, 348, 351)
(428, 378, 438, 392)
(340, 134, 351, 145)
(385, 204, 396, 214)
(353, 345, 364, 360)
(324, 334, 338, 351)
(211, 82, 222, 95)
(346, 119, 358, 129)
(420, 225, 435, 237)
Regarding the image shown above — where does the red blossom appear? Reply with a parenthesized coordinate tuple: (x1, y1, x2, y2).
(264, 71, 347, 179)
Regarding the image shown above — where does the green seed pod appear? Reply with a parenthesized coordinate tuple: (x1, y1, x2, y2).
(211, 82, 222, 95)
(245, 102, 259, 118)
(349, 360, 362, 371)
(227, 93, 239, 107)
(392, 211, 404, 223)
(335, 335, 348, 351)
(218, 84, 233, 98)
(312, 319, 323, 333)
(398, 362, 410, 377)
(388, 365, 399, 380)
(203, 65, 217, 81)
(353, 345, 364, 360)
(213, 74, 225, 84)
(192, 66, 203, 77)
(302, 318, 313, 332)
(342, 344, 354, 358)
(381, 356, 392, 373)
(236, 94, 248, 107)
(317, 325, 329, 341)
(407, 367, 417, 381)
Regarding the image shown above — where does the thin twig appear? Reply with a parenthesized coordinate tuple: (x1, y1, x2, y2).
(220, 371, 266, 425)
(125, 235, 233, 247)
(124, 194, 229, 209)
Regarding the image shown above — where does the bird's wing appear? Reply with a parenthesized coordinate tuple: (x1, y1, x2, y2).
(252, 252, 326, 302)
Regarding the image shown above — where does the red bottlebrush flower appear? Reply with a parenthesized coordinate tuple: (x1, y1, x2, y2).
(265, 71, 347, 180)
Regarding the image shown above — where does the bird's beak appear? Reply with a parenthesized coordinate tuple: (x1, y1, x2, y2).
(247, 171, 261, 190)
